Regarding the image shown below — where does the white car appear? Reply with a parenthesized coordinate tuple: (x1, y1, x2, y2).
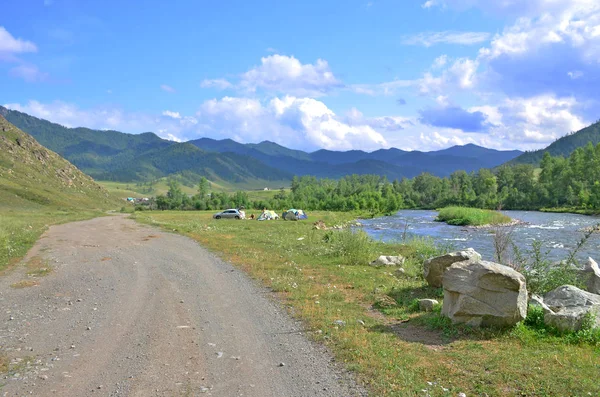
(213, 209, 245, 219)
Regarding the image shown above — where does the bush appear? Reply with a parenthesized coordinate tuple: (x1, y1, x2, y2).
(436, 207, 512, 226)
(512, 240, 584, 295)
(325, 229, 377, 266)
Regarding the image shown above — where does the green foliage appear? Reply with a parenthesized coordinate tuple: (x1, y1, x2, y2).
(511, 240, 585, 295)
(325, 229, 377, 266)
(436, 206, 512, 226)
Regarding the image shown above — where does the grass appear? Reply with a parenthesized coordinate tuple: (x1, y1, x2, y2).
(436, 207, 512, 226)
(131, 210, 600, 396)
(0, 117, 121, 272)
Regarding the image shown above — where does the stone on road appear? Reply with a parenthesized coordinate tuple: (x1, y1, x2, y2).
(0, 215, 364, 396)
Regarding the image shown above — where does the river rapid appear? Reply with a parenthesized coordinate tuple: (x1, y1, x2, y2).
(360, 210, 600, 263)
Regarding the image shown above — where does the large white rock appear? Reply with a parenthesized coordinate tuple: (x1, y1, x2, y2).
(543, 285, 600, 332)
(370, 255, 405, 267)
(581, 257, 600, 295)
(441, 260, 528, 327)
(423, 248, 481, 287)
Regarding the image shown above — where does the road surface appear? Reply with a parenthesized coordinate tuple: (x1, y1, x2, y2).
(0, 215, 365, 396)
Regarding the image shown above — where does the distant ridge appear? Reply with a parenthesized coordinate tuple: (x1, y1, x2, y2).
(1, 105, 523, 183)
(508, 121, 600, 165)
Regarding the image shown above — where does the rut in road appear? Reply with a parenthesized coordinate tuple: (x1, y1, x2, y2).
(0, 215, 366, 396)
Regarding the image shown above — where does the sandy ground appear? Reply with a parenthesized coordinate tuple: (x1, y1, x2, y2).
(0, 215, 365, 396)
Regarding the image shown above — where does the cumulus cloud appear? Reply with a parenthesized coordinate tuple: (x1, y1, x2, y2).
(0, 27, 37, 54)
(162, 110, 181, 119)
(240, 55, 343, 96)
(196, 96, 388, 151)
(402, 31, 491, 47)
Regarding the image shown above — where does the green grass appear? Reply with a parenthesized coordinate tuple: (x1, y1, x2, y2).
(436, 206, 512, 226)
(131, 210, 600, 397)
(0, 117, 121, 271)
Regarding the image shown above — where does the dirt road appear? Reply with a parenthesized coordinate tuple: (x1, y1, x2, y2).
(0, 216, 365, 396)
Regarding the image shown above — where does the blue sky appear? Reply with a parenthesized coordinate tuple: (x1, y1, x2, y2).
(1, 0, 599, 152)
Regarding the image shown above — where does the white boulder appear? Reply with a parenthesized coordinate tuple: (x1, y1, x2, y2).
(581, 257, 600, 295)
(370, 255, 405, 267)
(543, 285, 600, 332)
(423, 248, 481, 287)
(441, 260, 528, 327)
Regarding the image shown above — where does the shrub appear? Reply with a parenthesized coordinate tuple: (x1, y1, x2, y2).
(436, 207, 512, 226)
(325, 229, 377, 266)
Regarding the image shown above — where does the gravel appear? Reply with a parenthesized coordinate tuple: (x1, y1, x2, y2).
(0, 215, 366, 396)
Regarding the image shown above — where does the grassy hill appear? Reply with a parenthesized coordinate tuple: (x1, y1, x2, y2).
(0, 116, 121, 270)
(509, 121, 600, 165)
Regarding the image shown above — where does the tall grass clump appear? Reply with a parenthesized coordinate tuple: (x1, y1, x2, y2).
(436, 206, 512, 226)
(324, 229, 377, 266)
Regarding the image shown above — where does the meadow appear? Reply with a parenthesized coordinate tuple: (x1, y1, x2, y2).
(131, 210, 600, 397)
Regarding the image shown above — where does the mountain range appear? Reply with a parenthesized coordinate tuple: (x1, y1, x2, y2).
(1, 105, 526, 184)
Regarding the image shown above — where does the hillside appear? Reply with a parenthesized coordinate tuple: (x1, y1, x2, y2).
(0, 116, 119, 210)
(509, 121, 600, 165)
(100, 142, 292, 183)
(1, 105, 523, 183)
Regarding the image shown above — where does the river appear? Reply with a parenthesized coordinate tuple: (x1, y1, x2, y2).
(360, 210, 600, 263)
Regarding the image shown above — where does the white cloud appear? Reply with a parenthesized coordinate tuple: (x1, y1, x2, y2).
(197, 96, 388, 151)
(160, 84, 175, 93)
(162, 110, 181, 119)
(200, 78, 233, 90)
(433, 55, 449, 69)
(0, 27, 37, 54)
(240, 55, 343, 97)
(402, 31, 491, 47)
(9, 64, 48, 82)
(422, 1, 438, 9)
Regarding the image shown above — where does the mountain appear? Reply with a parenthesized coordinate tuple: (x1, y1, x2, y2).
(0, 106, 173, 177)
(509, 121, 600, 165)
(0, 105, 524, 183)
(100, 142, 292, 182)
(0, 116, 119, 210)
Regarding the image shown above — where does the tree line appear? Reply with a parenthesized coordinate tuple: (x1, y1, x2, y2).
(150, 143, 600, 213)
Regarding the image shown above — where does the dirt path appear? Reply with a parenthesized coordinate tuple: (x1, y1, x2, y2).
(0, 216, 365, 396)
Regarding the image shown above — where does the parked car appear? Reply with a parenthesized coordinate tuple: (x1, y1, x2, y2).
(213, 209, 245, 219)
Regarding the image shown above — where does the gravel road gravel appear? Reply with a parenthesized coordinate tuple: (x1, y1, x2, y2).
(0, 215, 366, 396)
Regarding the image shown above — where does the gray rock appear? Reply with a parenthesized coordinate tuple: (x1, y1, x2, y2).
(370, 255, 405, 267)
(423, 248, 481, 288)
(441, 260, 527, 327)
(543, 285, 600, 332)
(418, 299, 439, 312)
(581, 257, 600, 294)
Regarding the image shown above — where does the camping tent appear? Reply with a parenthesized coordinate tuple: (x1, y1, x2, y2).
(282, 209, 308, 221)
(257, 210, 279, 221)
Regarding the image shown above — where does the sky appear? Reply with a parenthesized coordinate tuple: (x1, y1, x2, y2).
(1, 0, 599, 152)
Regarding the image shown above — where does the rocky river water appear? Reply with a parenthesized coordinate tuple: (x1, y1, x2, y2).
(360, 210, 600, 263)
